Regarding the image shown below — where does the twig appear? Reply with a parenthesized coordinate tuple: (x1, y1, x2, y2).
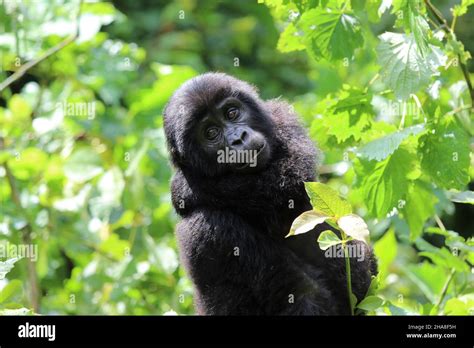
(364, 73, 380, 93)
(0, 0, 83, 92)
(434, 213, 446, 231)
(424, 0, 474, 106)
(446, 104, 472, 116)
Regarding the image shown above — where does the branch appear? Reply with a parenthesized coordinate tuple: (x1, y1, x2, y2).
(0, 137, 40, 312)
(424, 0, 474, 106)
(0, 0, 83, 93)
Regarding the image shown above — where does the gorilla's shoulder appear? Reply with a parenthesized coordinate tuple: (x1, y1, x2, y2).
(265, 98, 320, 173)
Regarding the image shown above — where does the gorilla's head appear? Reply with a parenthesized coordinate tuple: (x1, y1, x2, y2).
(164, 73, 275, 177)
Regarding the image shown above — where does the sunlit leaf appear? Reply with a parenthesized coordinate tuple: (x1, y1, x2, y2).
(377, 32, 446, 100)
(304, 182, 352, 217)
(336, 214, 369, 243)
(317, 230, 342, 250)
(287, 210, 330, 237)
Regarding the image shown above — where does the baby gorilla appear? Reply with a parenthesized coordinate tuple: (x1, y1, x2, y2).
(164, 73, 377, 315)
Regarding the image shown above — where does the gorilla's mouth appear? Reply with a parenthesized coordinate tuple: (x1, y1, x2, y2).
(234, 142, 267, 171)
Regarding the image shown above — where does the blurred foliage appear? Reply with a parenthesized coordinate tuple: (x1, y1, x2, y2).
(0, 0, 473, 315)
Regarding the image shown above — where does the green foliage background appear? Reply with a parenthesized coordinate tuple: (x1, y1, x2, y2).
(0, 0, 473, 315)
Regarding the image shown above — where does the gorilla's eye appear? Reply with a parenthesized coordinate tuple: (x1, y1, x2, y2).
(226, 107, 240, 120)
(205, 127, 220, 140)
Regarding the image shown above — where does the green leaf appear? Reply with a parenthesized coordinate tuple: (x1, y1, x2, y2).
(419, 116, 470, 190)
(447, 191, 474, 204)
(358, 124, 424, 161)
(395, 0, 430, 56)
(0, 280, 22, 304)
(317, 230, 342, 250)
(402, 180, 437, 241)
(416, 238, 470, 272)
(405, 262, 448, 302)
(304, 182, 352, 217)
(356, 295, 384, 311)
(63, 147, 104, 183)
(453, 0, 474, 17)
(277, 23, 306, 53)
(298, 8, 363, 60)
(325, 112, 371, 143)
(8, 94, 32, 120)
(377, 32, 446, 100)
(355, 147, 419, 218)
(287, 210, 330, 237)
(0, 258, 20, 280)
(374, 229, 397, 283)
(336, 214, 369, 243)
(332, 86, 373, 117)
(8, 148, 49, 180)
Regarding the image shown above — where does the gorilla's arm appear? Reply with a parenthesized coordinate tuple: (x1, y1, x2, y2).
(176, 209, 339, 315)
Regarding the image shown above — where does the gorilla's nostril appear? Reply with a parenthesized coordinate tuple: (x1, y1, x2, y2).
(231, 138, 243, 146)
(231, 130, 247, 146)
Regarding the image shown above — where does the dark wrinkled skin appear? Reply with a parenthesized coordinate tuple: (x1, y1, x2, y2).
(163, 73, 377, 315)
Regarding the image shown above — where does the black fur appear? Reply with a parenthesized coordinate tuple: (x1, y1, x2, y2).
(163, 73, 377, 315)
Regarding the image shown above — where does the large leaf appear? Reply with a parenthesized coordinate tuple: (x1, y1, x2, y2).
(358, 124, 424, 161)
(374, 229, 397, 283)
(287, 210, 330, 237)
(325, 112, 371, 143)
(304, 182, 352, 218)
(298, 8, 363, 60)
(393, 0, 430, 56)
(356, 147, 419, 218)
(419, 116, 470, 190)
(402, 180, 437, 241)
(377, 32, 446, 100)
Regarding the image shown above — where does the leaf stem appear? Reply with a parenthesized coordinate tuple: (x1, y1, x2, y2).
(433, 268, 455, 314)
(364, 73, 379, 93)
(343, 240, 354, 315)
(434, 213, 446, 231)
(451, 15, 457, 31)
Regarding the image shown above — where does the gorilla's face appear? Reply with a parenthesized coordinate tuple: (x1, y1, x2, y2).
(195, 96, 271, 173)
(164, 73, 277, 177)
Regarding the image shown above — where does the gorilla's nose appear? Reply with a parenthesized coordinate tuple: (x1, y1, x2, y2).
(230, 130, 248, 146)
